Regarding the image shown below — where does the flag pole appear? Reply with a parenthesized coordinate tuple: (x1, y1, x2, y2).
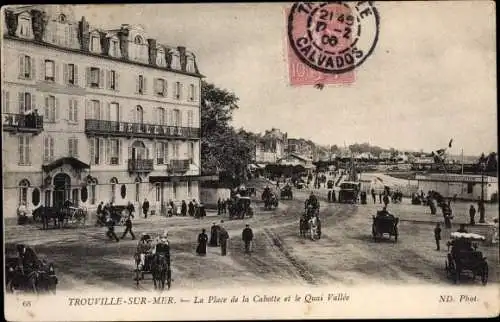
(461, 148, 464, 175)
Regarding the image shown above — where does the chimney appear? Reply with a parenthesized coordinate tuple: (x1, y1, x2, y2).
(78, 16, 90, 51)
(177, 46, 187, 71)
(30, 9, 48, 42)
(117, 26, 129, 59)
(100, 31, 110, 55)
(5, 10, 18, 37)
(147, 38, 157, 65)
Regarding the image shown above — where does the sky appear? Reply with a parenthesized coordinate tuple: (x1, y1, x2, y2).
(71, 2, 497, 156)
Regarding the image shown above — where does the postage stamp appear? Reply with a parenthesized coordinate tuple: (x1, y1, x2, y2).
(286, 1, 379, 86)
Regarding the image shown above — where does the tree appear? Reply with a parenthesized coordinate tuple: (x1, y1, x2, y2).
(200, 81, 254, 184)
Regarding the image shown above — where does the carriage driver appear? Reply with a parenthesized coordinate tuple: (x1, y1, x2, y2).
(306, 192, 319, 210)
(136, 233, 154, 270)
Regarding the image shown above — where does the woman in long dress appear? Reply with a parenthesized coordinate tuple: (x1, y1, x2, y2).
(196, 229, 208, 256)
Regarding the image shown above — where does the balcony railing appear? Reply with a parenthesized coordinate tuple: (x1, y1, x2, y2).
(3, 113, 43, 133)
(169, 159, 190, 173)
(85, 119, 200, 139)
(128, 159, 154, 173)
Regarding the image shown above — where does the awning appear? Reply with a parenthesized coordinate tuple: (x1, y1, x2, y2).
(42, 157, 90, 173)
(149, 175, 219, 183)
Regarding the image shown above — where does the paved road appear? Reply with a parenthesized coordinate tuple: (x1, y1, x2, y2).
(5, 179, 499, 291)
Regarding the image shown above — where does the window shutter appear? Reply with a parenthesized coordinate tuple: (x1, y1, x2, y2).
(68, 138, 72, 156)
(143, 77, 147, 94)
(128, 144, 132, 163)
(3, 91, 9, 113)
(164, 143, 169, 161)
(118, 139, 122, 164)
(18, 137, 24, 164)
(153, 142, 157, 164)
(68, 98, 72, 120)
(31, 93, 36, 113)
(74, 139, 79, 157)
(163, 79, 168, 96)
(74, 100, 78, 122)
(63, 64, 68, 84)
(89, 138, 95, 165)
(85, 100, 92, 119)
(50, 137, 54, 160)
(99, 138, 105, 164)
(26, 137, 31, 164)
(19, 56, 24, 78)
(115, 72, 120, 91)
(55, 97, 60, 120)
(106, 70, 111, 89)
(43, 137, 48, 162)
(106, 139, 111, 164)
(18, 92, 25, 113)
(40, 59, 45, 81)
(86, 67, 91, 87)
(136, 76, 140, 93)
(179, 110, 183, 127)
(99, 69, 105, 88)
(106, 102, 111, 121)
(54, 62, 59, 83)
(44, 96, 49, 119)
(31, 58, 36, 79)
(168, 109, 173, 126)
(74, 65, 79, 86)
(179, 83, 183, 100)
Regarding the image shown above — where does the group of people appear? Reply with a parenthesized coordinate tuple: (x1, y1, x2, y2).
(195, 221, 254, 256)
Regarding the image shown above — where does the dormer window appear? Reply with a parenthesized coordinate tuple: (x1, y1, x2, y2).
(156, 48, 165, 67)
(90, 34, 100, 53)
(110, 39, 120, 57)
(171, 51, 181, 70)
(186, 56, 195, 73)
(18, 13, 32, 38)
(134, 35, 143, 45)
(59, 14, 66, 23)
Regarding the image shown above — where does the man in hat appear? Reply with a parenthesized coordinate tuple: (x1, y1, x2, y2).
(209, 222, 220, 247)
(121, 215, 135, 240)
(136, 233, 153, 270)
(142, 198, 150, 219)
(219, 221, 230, 256)
(434, 223, 442, 251)
(17, 244, 40, 274)
(106, 215, 120, 242)
(155, 231, 170, 263)
(242, 224, 254, 254)
(469, 205, 477, 226)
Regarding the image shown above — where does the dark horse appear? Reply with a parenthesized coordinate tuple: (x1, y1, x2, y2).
(6, 261, 57, 294)
(33, 206, 65, 229)
(151, 254, 170, 290)
(299, 216, 309, 238)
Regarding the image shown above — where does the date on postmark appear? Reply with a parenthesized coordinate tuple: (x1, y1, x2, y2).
(286, 1, 379, 86)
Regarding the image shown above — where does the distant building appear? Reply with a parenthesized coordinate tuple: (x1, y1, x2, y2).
(277, 153, 315, 174)
(287, 138, 314, 160)
(254, 128, 287, 164)
(415, 173, 498, 201)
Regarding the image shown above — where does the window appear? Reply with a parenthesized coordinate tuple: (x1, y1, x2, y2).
(174, 82, 183, 99)
(156, 48, 165, 66)
(67, 64, 76, 85)
(80, 187, 88, 203)
(19, 17, 31, 37)
(187, 110, 194, 127)
(173, 182, 178, 199)
(32, 188, 41, 207)
(188, 142, 195, 163)
(72, 189, 79, 206)
(187, 57, 195, 73)
(43, 136, 55, 162)
(155, 184, 161, 202)
(91, 100, 100, 119)
(18, 136, 31, 165)
(120, 185, 127, 199)
(187, 181, 192, 196)
(19, 179, 30, 204)
(45, 60, 55, 81)
(107, 139, 121, 165)
(138, 75, 145, 94)
(108, 70, 116, 90)
(69, 99, 78, 122)
(89, 137, 102, 165)
(44, 95, 56, 122)
(134, 35, 143, 44)
(173, 109, 181, 127)
(111, 40, 119, 57)
(59, 14, 66, 23)
(156, 142, 168, 164)
(135, 106, 144, 123)
(155, 78, 166, 96)
(173, 142, 180, 158)
(110, 178, 118, 203)
(90, 67, 100, 87)
(68, 137, 79, 158)
(467, 183, 474, 194)
(157, 107, 166, 125)
(19, 92, 32, 113)
(91, 35, 100, 52)
(90, 182, 96, 205)
(189, 84, 195, 101)
(19, 55, 32, 79)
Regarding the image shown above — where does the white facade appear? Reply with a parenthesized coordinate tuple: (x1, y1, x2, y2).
(2, 6, 203, 218)
(416, 174, 498, 201)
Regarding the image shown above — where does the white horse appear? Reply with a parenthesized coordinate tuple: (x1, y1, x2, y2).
(308, 216, 318, 241)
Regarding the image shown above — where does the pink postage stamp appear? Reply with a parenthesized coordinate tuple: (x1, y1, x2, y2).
(286, 1, 379, 86)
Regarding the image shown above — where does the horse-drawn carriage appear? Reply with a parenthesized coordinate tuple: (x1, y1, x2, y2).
(280, 185, 293, 200)
(96, 205, 129, 226)
(338, 181, 360, 203)
(299, 206, 321, 241)
(411, 193, 423, 205)
(5, 254, 58, 294)
(262, 188, 279, 210)
(445, 232, 488, 285)
(229, 196, 254, 219)
(372, 210, 399, 242)
(134, 234, 172, 290)
(33, 203, 87, 230)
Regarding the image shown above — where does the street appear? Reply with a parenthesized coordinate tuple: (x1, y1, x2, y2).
(5, 179, 499, 291)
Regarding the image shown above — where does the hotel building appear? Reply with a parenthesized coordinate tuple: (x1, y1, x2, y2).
(2, 5, 203, 218)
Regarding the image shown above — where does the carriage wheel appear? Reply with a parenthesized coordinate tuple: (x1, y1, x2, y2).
(481, 263, 488, 286)
(372, 226, 377, 242)
(167, 269, 172, 289)
(135, 269, 140, 285)
(454, 266, 460, 284)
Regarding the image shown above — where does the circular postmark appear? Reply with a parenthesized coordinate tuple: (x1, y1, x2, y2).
(288, 1, 380, 74)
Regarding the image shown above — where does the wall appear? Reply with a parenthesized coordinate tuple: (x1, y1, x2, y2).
(417, 180, 498, 201)
(200, 187, 231, 209)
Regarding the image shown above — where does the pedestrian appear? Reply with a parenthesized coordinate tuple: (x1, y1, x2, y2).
(196, 229, 208, 256)
(331, 189, 336, 203)
(316, 214, 322, 239)
(105, 216, 119, 242)
(127, 201, 135, 218)
(429, 197, 437, 215)
(97, 201, 104, 218)
(371, 189, 376, 204)
(217, 198, 222, 215)
(142, 198, 150, 218)
(181, 200, 187, 217)
(242, 224, 253, 254)
(219, 221, 229, 256)
(327, 190, 332, 203)
(188, 200, 195, 217)
(469, 205, 476, 226)
(209, 222, 220, 247)
(383, 194, 389, 207)
(121, 215, 135, 240)
(443, 204, 453, 229)
(379, 192, 382, 204)
(478, 199, 485, 223)
(434, 223, 441, 251)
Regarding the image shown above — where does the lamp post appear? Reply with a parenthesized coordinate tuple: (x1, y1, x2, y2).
(479, 160, 486, 223)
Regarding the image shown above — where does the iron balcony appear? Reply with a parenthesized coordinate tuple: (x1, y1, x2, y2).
(85, 119, 200, 139)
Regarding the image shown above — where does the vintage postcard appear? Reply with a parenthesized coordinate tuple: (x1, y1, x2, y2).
(2, 2, 498, 321)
